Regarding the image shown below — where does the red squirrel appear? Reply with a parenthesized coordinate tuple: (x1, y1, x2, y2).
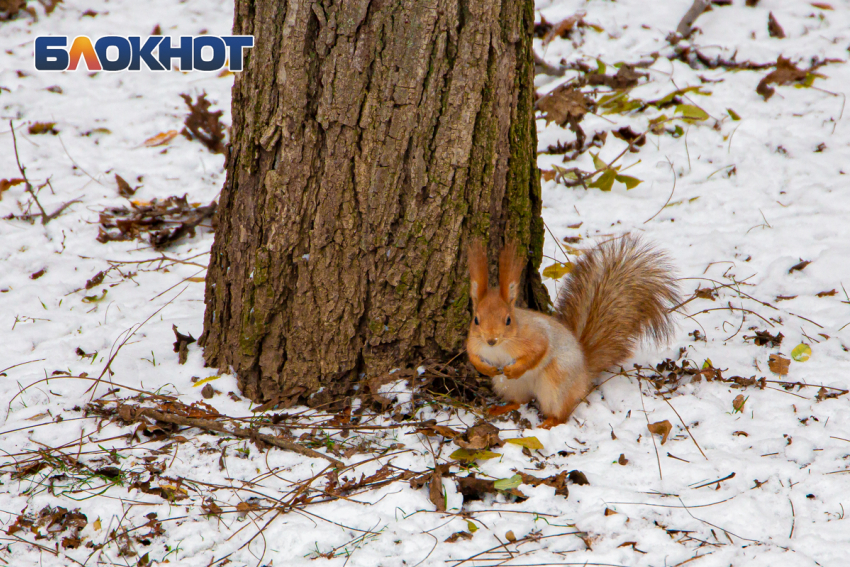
(467, 234, 680, 428)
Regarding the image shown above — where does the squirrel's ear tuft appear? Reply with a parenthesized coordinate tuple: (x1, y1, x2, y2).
(499, 239, 524, 305)
(468, 239, 488, 308)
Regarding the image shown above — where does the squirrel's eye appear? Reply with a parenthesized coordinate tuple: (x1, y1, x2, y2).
(506, 316, 512, 326)
(474, 316, 479, 325)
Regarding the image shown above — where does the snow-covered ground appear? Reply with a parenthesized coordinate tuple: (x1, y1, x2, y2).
(2, 1, 850, 565)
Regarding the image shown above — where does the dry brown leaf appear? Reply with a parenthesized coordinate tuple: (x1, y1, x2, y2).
(445, 531, 473, 543)
(647, 420, 672, 445)
(757, 58, 809, 101)
(505, 530, 517, 542)
(618, 453, 629, 465)
(732, 394, 746, 412)
(542, 16, 579, 45)
(816, 289, 836, 297)
(455, 422, 503, 450)
(767, 13, 785, 39)
(537, 84, 592, 127)
(0, 178, 25, 199)
(768, 354, 790, 375)
(28, 122, 58, 135)
(143, 130, 179, 147)
(810, 2, 833, 9)
(115, 174, 136, 198)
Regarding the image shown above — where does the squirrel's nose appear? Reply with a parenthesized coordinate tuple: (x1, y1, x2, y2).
(487, 339, 496, 346)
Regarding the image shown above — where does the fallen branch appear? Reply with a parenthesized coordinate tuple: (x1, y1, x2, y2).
(9, 120, 82, 225)
(117, 403, 343, 467)
(676, 0, 710, 37)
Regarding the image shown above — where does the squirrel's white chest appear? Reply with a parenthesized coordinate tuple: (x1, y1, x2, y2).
(475, 344, 516, 369)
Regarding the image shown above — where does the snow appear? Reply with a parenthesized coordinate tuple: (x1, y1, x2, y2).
(2, 0, 850, 565)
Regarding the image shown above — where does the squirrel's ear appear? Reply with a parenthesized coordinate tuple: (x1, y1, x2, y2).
(499, 240, 524, 306)
(468, 240, 488, 308)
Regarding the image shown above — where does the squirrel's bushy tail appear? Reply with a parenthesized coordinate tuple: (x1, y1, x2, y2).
(556, 234, 680, 375)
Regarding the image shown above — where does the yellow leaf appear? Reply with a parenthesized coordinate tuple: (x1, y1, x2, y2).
(187, 277, 206, 283)
(143, 130, 179, 147)
(506, 437, 544, 450)
(93, 518, 102, 531)
(193, 375, 221, 387)
(449, 449, 499, 462)
(467, 520, 478, 533)
(675, 104, 708, 121)
(727, 108, 741, 121)
(82, 289, 108, 303)
(614, 174, 642, 189)
(791, 343, 812, 362)
(589, 169, 616, 191)
(542, 262, 573, 280)
(494, 474, 522, 490)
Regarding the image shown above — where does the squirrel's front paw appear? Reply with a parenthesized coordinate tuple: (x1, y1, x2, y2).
(503, 365, 523, 380)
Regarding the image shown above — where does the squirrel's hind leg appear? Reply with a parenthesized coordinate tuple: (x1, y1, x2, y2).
(536, 362, 591, 428)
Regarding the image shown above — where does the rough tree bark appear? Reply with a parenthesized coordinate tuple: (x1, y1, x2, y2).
(201, 0, 548, 406)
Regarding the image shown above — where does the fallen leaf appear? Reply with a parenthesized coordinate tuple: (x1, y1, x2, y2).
(791, 343, 812, 362)
(82, 290, 108, 303)
(493, 474, 523, 491)
(115, 174, 136, 198)
(816, 289, 836, 297)
(647, 420, 672, 444)
(789, 260, 811, 273)
(180, 92, 226, 154)
(537, 84, 592, 127)
(542, 262, 573, 279)
(449, 448, 500, 462)
(767, 12, 785, 38)
(757, 57, 809, 101)
(455, 422, 504, 450)
(445, 531, 473, 543)
(187, 276, 205, 282)
(732, 394, 747, 413)
(506, 437, 544, 450)
(505, 530, 517, 542)
(618, 453, 629, 465)
(0, 178, 25, 199)
(768, 354, 790, 375)
(675, 104, 709, 121)
(28, 122, 58, 135)
(727, 108, 741, 120)
(810, 2, 833, 9)
(142, 130, 179, 147)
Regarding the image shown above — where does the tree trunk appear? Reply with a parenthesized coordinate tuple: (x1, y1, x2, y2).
(201, 0, 548, 406)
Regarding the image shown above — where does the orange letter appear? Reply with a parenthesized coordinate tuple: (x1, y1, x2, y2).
(68, 36, 102, 71)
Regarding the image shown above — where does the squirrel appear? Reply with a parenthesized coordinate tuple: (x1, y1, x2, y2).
(466, 234, 680, 428)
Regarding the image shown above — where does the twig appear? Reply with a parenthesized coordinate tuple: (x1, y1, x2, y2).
(644, 157, 677, 223)
(789, 498, 795, 539)
(9, 120, 82, 225)
(637, 378, 662, 480)
(662, 395, 707, 460)
(690, 472, 735, 490)
(121, 404, 342, 467)
(677, 0, 710, 37)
